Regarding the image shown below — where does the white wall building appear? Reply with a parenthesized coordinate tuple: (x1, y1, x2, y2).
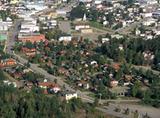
(59, 36, 72, 42)
(75, 24, 90, 31)
(65, 92, 78, 101)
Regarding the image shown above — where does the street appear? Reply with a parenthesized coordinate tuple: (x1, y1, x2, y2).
(5, 19, 22, 54)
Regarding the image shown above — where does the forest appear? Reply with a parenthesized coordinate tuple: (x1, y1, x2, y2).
(96, 35, 160, 71)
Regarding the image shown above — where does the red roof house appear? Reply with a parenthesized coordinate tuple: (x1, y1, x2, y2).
(19, 34, 46, 43)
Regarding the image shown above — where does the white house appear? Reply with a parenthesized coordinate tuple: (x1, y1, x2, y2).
(80, 28, 93, 34)
(111, 34, 123, 39)
(110, 80, 119, 88)
(0, 22, 9, 31)
(59, 36, 72, 42)
(56, 9, 67, 17)
(47, 20, 57, 29)
(0, 18, 13, 31)
(90, 60, 97, 65)
(142, 18, 157, 26)
(146, 35, 153, 40)
(75, 24, 90, 31)
(152, 27, 160, 35)
(50, 86, 61, 93)
(119, 45, 124, 51)
(141, 13, 152, 18)
(103, 20, 109, 26)
(94, 0, 102, 5)
(65, 92, 78, 101)
(138, 0, 157, 5)
(135, 28, 141, 35)
(102, 37, 110, 43)
(21, 22, 39, 33)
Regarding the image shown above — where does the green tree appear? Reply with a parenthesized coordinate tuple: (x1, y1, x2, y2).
(131, 81, 141, 97)
(0, 69, 5, 80)
(70, 5, 86, 20)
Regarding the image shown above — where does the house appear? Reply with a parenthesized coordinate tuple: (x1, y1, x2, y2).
(152, 10, 160, 19)
(90, 60, 97, 65)
(119, 44, 124, 51)
(11, 72, 23, 79)
(77, 80, 90, 89)
(58, 36, 72, 42)
(20, 24, 39, 33)
(135, 28, 141, 35)
(81, 28, 93, 34)
(138, 0, 157, 5)
(75, 23, 90, 31)
(10, 0, 21, 4)
(22, 47, 36, 56)
(146, 35, 153, 40)
(142, 13, 152, 18)
(50, 85, 61, 93)
(112, 63, 121, 71)
(20, 19, 39, 33)
(142, 18, 157, 26)
(0, 21, 12, 31)
(56, 9, 68, 17)
(18, 34, 46, 43)
(143, 51, 154, 61)
(63, 91, 78, 101)
(5, 59, 17, 66)
(143, 79, 149, 85)
(110, 80, 119, 88)
(124, 75, 133, 82)
(111, 34, 123, 39)
(103, 20, 109, 26)
(23, 68, 32, 73)
(39, 82, 52, 88)
(47, 20, 57, 29)
(58, 67, 69, 76)
(38, 82, 61, 93)
(0, 58, 17, 67)
(152, 27, 160, 35)
(102, 38, 110, 43)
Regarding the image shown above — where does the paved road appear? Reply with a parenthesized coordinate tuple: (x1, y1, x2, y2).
(5, 19, 22, 54)
(133, 65, 160, 76)
(89, 20, 142, 39)
(97, 103, 160, 118)
(109, 103, 160, 118)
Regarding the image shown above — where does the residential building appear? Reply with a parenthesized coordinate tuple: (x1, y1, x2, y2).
(63, 91, 78, 101)
(59, 35, 72, 42)
(18, 34, 46, 43)
(0, 58, 17, 67)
